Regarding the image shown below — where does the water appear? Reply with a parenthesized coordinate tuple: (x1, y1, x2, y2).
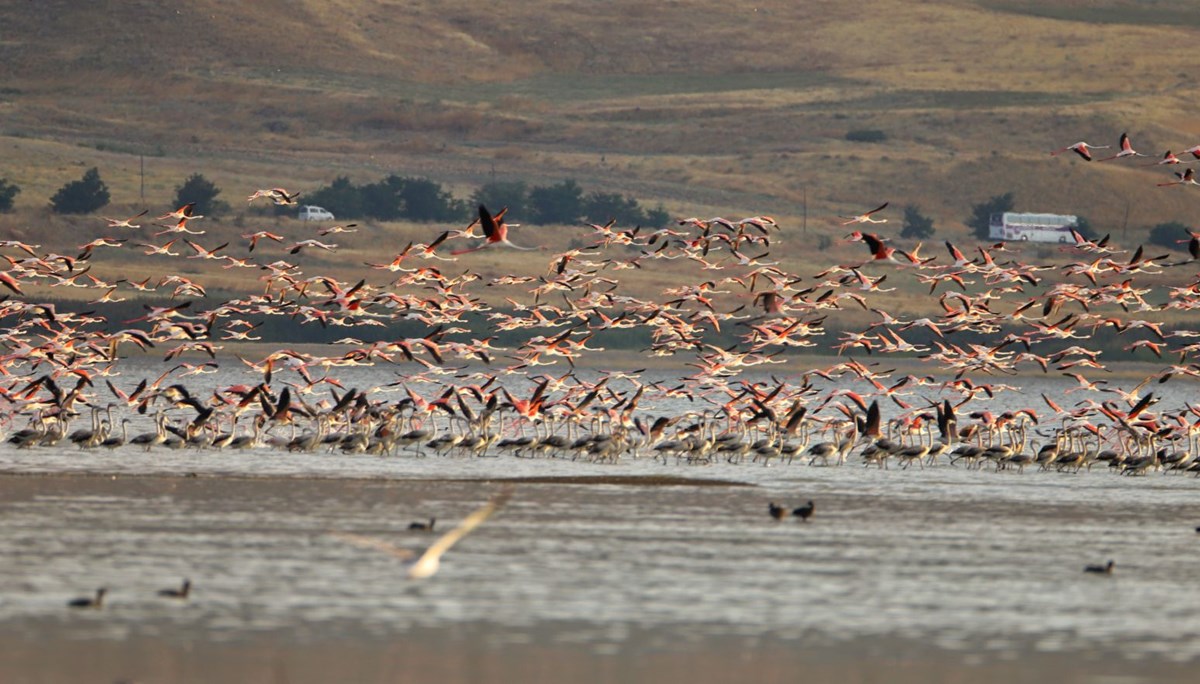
(1, 365, 1198, 682)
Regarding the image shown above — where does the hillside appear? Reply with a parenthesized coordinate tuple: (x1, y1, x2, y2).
(2, 0, 1199, 270)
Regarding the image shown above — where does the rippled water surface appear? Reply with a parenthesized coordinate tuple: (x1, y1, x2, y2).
(1, 367, 1199, 682)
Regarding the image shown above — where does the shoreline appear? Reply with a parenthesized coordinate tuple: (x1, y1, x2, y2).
(0, 622, 1193, 684)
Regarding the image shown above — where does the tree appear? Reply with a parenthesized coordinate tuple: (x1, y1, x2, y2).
(966, 192, 1014, 240)
(472, 181, 528, 220)
(528, 179, 583, 225)
(900, 204, 935, 239)
(360, 175, 405, 221)
(1148, 221, 1190, 251)
(643, 204, 670, 228)
(0, 177, 19, 212)
(174, 173, 224, 216)
(845, 129, 887, 143)
(50, 167, 110, 214)
(583, 191, 644, 226)
(396, 177, 467, 222)
(306, 176, 364, 219)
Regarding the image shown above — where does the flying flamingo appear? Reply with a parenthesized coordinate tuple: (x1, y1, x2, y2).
(242, 230, 285, 252)
(1096, 133, 1146, 162)
(247, 188, 301, 205)
(839, 202, 889, 225)
(1157, 168, 1200, 187)
(1145, 150, 1195, 166)
(101, 209, 149, 229)
(450, 205, 536, 255)
(1050, 141, 1108, 161)
(157, 202, 202, 221)
(844, 231, 895, 262)
(1179, 144, 1200, 160)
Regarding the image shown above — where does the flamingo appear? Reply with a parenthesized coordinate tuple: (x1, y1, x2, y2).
(1157, 167, 1200, 187)
(247, 188, 301, 205)
(158, 202, 202, 221)
(243, 230, 285, 252)
(1145, 150, 1196, 166)
(1096, 133, 1146, 162)
(101, 209, 149, 229)
(451, 205, 536, 255)
(845, 231, 895, 262)
(1050, 141, 1108, 161)
(839, 202, 889, 225)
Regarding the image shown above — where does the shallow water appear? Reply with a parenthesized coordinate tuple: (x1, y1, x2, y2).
(0, 459, 1197, 679)
(2, 364, 1199, 682)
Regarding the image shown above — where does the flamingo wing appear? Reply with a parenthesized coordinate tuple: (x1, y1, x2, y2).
(478, 204, 499, 240)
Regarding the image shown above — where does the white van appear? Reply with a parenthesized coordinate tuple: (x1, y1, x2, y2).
(298, 205, 335, 221)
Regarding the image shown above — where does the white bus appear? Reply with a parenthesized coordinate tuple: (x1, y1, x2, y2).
(989, 212, 1077, 243)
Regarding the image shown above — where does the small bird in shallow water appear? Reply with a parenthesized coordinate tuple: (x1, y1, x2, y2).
(768, 502, 786, 520)
(792, 500, 815, 521)
(1084, 560, 1114, 574)
(157, 579, 191, 599)
(408, 517, 436, 532)
(333, 488, 512, 579)
(68, 587, 106, 609)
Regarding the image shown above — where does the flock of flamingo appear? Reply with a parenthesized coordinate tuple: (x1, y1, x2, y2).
(2, 150, 1200, 479)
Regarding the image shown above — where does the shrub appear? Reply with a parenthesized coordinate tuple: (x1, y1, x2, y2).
(50, 167, 110, 214)
(0, 177, 19, 212)
(1148, 221, 1190, 251)
(307, 176, 364, 219)
(174, 173, 225, 216)
(583, 191, 643, 226)
(472, 181, 529, 220)
(900, 204, 935, 239)
(360, 175, 405, 221)
(643, 204, 670, 228)
(396, 177, 468, 222)
(528, 180, 583, 225)
(845, 129, 887, 143)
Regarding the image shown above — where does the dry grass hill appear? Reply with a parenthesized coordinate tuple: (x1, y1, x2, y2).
(2, 0, 1199, 303)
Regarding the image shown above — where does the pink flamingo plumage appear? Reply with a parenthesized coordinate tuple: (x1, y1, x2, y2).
(1157, 167, 1200, 187)
(839, 202, 889, 225)
(451, 205, 536, 255)
(1050, 141, 1108, 161)
(1096, 133, 1146, 162)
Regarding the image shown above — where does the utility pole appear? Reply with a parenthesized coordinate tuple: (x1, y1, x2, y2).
(802, 186, 807, 235)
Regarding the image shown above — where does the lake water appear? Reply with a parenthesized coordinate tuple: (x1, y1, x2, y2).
(1, 364, 1198, 683)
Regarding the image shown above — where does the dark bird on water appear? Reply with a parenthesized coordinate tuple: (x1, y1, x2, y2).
(68, 587, 106, 609)
(409, 517, 436, 532)
(1084, 560, 1114, 575)
(792, 501, 815, 521)
(158, 579, 191, 599)
(333, 487, 513, 580)
(768, 502, 786, 520)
